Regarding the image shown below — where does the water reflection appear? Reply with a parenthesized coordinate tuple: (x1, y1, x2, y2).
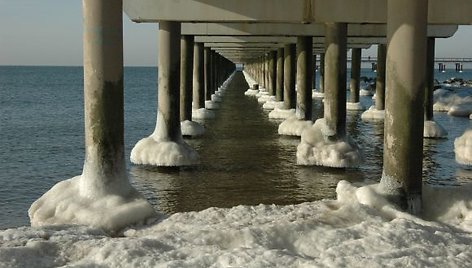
(130, 72, 471, 215)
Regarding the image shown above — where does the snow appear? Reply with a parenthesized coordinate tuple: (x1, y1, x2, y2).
(346, 102, 365, 111)
(423, 120, 448, 139)
(4, 180, 472, 267)
(181, 120, 205, 137)
(131, 137, 199, 166)
(278, 116, 312, 136)
(361, 106, 385, 121)
(454, 129, 472, 165)
(192, 108, 215, 120)
(28, 175, 157, 234)
(205, 100, 220, 110)
(433, 87, 472, 117)
(269, 108, 295, 119)
(262, 100, 284, 110)
(297, 118, 362, 167)
(312, 91, 324, 98)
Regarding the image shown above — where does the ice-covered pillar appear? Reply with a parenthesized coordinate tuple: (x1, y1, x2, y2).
(130, 21, 199, 166)
(276, 48, 284, 102)
(375, 44, 386, 110)
(319, 53, 325, 93)
(381, 0, 427, 213)
(284, 44, 296, 110)
(424, 38, 435, 121)
(29, 0, 155, 232)
(324, 23, 347, 138)
(193, 42, 205, 109)
(296, 36, 313, 120)
(269, 50, 277, 96)
(204, 47, 212, 101)
(180, 35, 194, 121)
(349, 48, 361, 103)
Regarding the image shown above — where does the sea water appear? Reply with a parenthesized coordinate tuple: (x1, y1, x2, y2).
(0, 66, 471, 229)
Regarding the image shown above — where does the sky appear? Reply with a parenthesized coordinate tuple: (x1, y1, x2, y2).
(0, 0, 471, 66)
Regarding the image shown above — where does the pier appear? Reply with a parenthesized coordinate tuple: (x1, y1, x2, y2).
(29, 0, 472, 232)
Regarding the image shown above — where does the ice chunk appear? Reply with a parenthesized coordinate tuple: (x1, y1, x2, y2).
(361, 106, 385, 121)
(278, 116, 312, 136)
(423, 120, 447, 138)
(346, 102, 364, 111)
(262, 101, 284, 110)
(131, 137, 199, 166)
(454, 129, 472, 165)
(269, 108, 295, 119)
(192, 108, 216, 120)
(181, 120, 205, 137)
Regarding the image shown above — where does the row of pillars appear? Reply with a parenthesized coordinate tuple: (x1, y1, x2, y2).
(438, 62, 464, 72)
(244, 0, 435, 213)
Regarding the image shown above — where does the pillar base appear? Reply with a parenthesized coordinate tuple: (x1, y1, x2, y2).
(211, 94, 222, 103)
(262, 101, 284, 110)
(192, 108, 216, 120)
(296, 118, 362, 168)
(181, 120, 205, 137)
(244, 88, 260, 96)
(361, 106, 385, 121)
(258, 94, 276, 104)
(278, 115, 312, 136)
(424, 120, 448, 138)
(29, 175, 156, 234)
(360, 88, 374, 96)
(346, 102, 365, 111)
(455, 129, 472, 165)
(379, 174, 422, 215)
(312, 90, 325, 99)
(269, 108, 295, 119)
(131, 136, 199, 166)
(205, 100, 221, 110)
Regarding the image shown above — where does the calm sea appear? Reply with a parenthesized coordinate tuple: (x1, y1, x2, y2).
(0, 66, 471, 229)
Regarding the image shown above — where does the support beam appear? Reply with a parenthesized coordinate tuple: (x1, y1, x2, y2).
(382, 0, 428, 213)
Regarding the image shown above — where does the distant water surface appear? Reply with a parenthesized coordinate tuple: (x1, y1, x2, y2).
(0, 66, 471, 229)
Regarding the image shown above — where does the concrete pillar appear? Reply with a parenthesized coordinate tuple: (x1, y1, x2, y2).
(349, 48, 361, 103)
(375, 44, 386, 110)
(312, 54, 317, 90)
(284, 44, 296, 110)
(265, 54, 269, 89)
(180, 35, 194, 121)
(269, 50, 277, 96)
(155, 21, 182, 141)
(324, 23, 347, 138)
(276, 48, 284, 101)
(204, 47, 211, 100)
(424, 38, 435, 121)
(319, 53, 325, 93)
(382, 0, 428, 213)
(193, 42, 205, 109)
(82, 0, 128, 195)
(296, 36, 313, 120)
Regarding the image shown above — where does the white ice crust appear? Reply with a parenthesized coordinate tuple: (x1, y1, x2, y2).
(269, 108, 296, 119)
(454, 129, 472, 165)
(211, 94, 222, 103)
(262, 100, 284, 110)
(360, 88, 374, 96)
(361, 106, 385, 121)
(433, 87, 472, 117)
(205, 100, 220, 110)
(131, 136, 199, 166)
(28, 175, 157, 233)
(278, 116, 313, 136)
(312, 91, 324, 98)
(181, 120, 205, 137)
(244, 89, 259, 96)
(423, 120, 448, 139)
(7, 180, 471, 267)
(297, 118, 362, 167)
(346, 102, 365, 111)
(192, 108, 216, 120)
(258, 94, 276, 104)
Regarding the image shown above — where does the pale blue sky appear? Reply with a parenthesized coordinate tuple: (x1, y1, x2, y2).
(0, 0, 471, 66)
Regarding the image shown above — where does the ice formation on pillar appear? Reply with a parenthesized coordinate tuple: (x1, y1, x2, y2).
(361, 106, 385, 121)
(346, 102, 364, 111)
(11, 180, 472, 267)
(269, 108, 295, 119)
(192, 108, 215, 120)
(181, 120, 205, 137)
(454, 129, 472, 165)
(423, 120, 448, 138)
(312, 90, 324, 98)
(28, 175, 157, 233)
(278, 115, 312, 136)
(205, 100, 220, 110)
(297, 118, 362, 168)
(211, 94, 222, 103)
(244, 88, 259, 96)
(360, 88, 374, 96)
(258, 95, 275, 104)
(433, 87, 472, 117)
(262, 101, 284, 110)
(131, 114, 200, 166)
